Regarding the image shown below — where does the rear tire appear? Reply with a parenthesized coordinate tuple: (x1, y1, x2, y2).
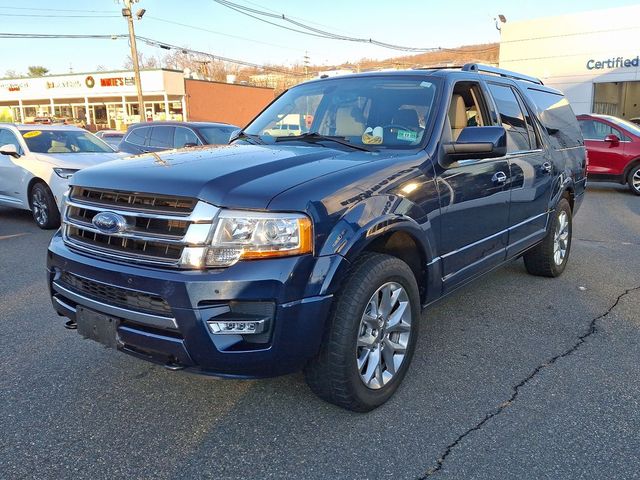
(628, 164, 640, 196)
(304, 252, 420, 412)
(524, 198, 572, 277)
(30, 182, 60, 230)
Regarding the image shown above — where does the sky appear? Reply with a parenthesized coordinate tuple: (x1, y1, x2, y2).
(1, 0, 640, 76)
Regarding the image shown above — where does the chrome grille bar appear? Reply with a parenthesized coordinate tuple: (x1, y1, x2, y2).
(61, 189, 218, 268)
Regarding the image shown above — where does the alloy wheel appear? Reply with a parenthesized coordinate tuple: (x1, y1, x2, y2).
(553, 210, 569, 266)
(356, 282, 412, 390)
(632, 169, 640, 193)
(32, 189, 48, 226)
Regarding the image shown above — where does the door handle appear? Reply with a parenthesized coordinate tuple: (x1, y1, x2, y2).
(492, 171, 507, 184)
(541, 162, 552, 173)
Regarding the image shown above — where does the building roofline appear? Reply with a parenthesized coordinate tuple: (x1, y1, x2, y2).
(184, 78, 274, 91)
(0, 68, 183, 81)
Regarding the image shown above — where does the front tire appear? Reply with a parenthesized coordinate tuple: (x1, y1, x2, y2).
(628, 164, 640, 196)
(30, 182, 60, 229)
(304, 253, 420, 412)
(524, 198, 572, 277)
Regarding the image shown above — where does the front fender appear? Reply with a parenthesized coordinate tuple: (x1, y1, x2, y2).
(314, 194, 440, 303)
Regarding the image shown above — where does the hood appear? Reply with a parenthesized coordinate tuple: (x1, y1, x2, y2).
(35, 151, 126, 170)
(71, 144, 388, 209)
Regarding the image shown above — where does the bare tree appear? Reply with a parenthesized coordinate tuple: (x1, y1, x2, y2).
(3, 70, 20, 79)
(123, 52, 159, 69)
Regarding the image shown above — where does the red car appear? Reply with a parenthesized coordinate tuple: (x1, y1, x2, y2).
(577, 114, 640, 195)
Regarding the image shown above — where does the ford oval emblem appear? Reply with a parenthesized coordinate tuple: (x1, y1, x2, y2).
(92, 211, 128, 234)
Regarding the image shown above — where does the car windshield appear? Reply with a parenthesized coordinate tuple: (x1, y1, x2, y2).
(244, 76, 440, 149)
(197, 126, 238, 145)
(20, 129, 114, 153)
(603, 116, 640, 137)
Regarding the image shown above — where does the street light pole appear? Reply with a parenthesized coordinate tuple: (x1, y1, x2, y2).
(122, 0, 145, 121)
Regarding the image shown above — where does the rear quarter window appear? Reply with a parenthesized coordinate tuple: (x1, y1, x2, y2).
(526, 88, 583, 149)
(126, 127, 149, 146)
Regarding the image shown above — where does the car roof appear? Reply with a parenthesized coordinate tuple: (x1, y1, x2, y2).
(5, 124, 86, 131)
(126, 121, 237, 130)
(300, 68, 563, 95)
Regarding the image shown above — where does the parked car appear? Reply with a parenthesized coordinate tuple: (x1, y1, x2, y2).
(577, 114, 640, 195)
(47, 64, 586, 411)
(94, 129, 125, 149)
(0, 124, 123, 228)
(118, 121, 240, 154)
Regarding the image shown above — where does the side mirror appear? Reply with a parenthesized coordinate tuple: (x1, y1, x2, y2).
(228, 129, 242, 143)
(604, 134, 620, 146)
(0, 144, 20, 158)
(442, 126, 507, 165)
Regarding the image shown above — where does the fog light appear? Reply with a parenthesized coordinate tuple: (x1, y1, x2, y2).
(208, 319, 268, 335)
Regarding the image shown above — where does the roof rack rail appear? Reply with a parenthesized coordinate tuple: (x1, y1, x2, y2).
(461, 63, 543, 85)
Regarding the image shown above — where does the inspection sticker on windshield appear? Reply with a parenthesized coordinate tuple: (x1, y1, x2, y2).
(397, 129, 417, 142)
(23, 130, 41, 138)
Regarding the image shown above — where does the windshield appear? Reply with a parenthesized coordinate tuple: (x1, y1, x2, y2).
(197, 126, 238, 145)
(603, 116, 640, 137)
(244, 76, 439, 149)
(20, 129, 114, 153)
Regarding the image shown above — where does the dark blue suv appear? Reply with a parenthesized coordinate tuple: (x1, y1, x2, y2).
(47, 64, 586, 411)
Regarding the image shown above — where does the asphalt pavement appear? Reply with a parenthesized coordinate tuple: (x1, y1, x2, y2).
(1, 183, 639, 480)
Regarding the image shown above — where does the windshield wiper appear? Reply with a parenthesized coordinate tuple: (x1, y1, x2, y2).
(230, 130, 265, 145)
(274, 132, 374, 152)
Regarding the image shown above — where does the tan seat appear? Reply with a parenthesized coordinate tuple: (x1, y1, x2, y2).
(47, 140, 71, 153)
(335, 107, 365, 137)
(448, 94, 467, 141)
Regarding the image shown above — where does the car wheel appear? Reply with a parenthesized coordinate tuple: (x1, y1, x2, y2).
(30, 182, 61, 229)
(304, 252, 420, 412)
(628, 164, 640, 196)
(523, 198, 572, 277)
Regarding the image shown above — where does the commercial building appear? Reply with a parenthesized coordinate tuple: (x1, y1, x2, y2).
(0, 68, 274, 130)
(499, 5, 640, 119)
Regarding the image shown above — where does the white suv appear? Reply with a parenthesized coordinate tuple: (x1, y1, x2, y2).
(0, 124, 123, 228)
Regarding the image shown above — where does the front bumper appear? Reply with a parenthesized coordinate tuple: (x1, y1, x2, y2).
(47, 232, 346, 378)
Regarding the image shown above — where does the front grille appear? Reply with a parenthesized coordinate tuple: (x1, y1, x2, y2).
(71, 187, 196, 214)
(59, 271, 172, 318)
(62, 188, 218, 267)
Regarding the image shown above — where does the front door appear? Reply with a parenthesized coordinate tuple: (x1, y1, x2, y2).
(578, 118, 627, 176)
(0, 128, 27, 208)
(436, 82, 511, 293)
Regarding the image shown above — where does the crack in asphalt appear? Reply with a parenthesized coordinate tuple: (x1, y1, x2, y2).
(418, 284, 640, 478)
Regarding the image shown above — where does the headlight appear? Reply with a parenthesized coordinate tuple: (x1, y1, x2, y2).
(205, 210, 313, 267)
(53, 168, 79, 179)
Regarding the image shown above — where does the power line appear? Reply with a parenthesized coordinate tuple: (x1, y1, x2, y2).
(212, 0, 496, 55)
(0, 13, 120, 18)
(145, 15, 306, 53)
(0, 6, 115, 13)
(0, 32, 305, 77)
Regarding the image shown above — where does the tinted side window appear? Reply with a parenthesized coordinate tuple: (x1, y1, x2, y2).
(487, 83, 531, 153)
(526, 88, 583, 149)
(126, 127, 149, 146)
(173, 127, 199, 148)
(0, 129, 20, 150)
(148, 126, 175, 148)
(579, 120, 629, 141)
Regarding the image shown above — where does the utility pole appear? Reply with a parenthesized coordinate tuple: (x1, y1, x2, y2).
(122, 0, 145, 121)
(303, 51, 310, 77)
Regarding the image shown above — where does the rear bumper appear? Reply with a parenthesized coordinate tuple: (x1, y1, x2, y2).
(47, 232, 345, 378)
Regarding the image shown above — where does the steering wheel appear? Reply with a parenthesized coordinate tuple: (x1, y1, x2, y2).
(381, 124, 409, 132)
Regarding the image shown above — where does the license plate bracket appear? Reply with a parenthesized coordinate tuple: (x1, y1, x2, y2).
(76, 306, 120, 349)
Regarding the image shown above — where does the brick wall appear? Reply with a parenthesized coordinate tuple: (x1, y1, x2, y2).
(185, 79, 275, 128)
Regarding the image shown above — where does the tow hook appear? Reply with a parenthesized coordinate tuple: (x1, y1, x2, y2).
(64, 320, 77, 330)
(163, 362, 185, 371)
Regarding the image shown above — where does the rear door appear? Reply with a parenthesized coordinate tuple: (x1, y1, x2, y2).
(578, 118, 627, 176)
(486, 82, 553, 256)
